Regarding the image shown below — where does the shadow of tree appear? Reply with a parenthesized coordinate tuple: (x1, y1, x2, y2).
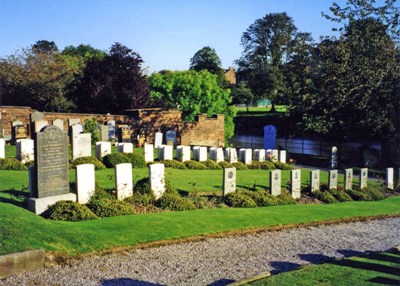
(0, 188, 29, 207)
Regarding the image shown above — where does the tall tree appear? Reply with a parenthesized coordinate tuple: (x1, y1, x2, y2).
(32, 40, 58, 54)
(62, 44, 106, 61)
(70, 43, 149, 113)
(189, 46, 223, 75)
(236, 12, 298, 111)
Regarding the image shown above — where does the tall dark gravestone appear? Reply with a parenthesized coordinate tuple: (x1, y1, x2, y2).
(32, 125, 69, 198)
(264, 125, 277, 149)
(119, 126, 131, 143)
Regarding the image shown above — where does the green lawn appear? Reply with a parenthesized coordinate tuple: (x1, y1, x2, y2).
(236, 105, 287, 116)
(248, 250, 400, 286)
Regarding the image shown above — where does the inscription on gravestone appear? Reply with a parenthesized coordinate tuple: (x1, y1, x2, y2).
(310, 170, 320, 192)
(345, 168, 353, 190)
(360, 168, 368, 189)
(223, 167, 236, 196)
(270, 170, 281, 196)
(328, 170, 338, 190)
(290, 169, 301, 199)
(33, 126, 69, 198)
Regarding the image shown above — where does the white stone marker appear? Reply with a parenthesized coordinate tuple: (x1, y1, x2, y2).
(34, 119, 49, 133)
(16, 139, 34, 163)
(209, 147, 217, 161)
(243, 149, 252, 165)
(328, 170, 338, 190)
(290, 169, 301, 199)
(360, 168, 368, 189)
(279, 150, 287, 163)
(154, 132, 163, 148)
(53, 119, 64, 131)
(386, 168, 394, 190)
(95, 141, 112, 159)
(215, 148, 224, 163)
(271, 149, 279, 162)
(161, 145, 173, 160)
(76, 164, 95, 204)
(194, 146, 207, 162)
(239, 148, 246, 162)
(144, 143, 154, 162)
(253, 149, 265, 162)
(225, 148, 238, 163)
(331, 146, 338, 168)
(176, 145, 190, 162)
(192, 146, 200, 161)
(0, 138, 5, 159)
(223, 167, 236, 196)
(345, 168, 353, 190)
(310, 170, 320, 192)
(270, 169, 281, 196)
(117, 142, 133, 153)
(72, 133, 91, 160)
(115, 163, 133, 200)
(149, 163, 165, 199)
(68, 118, 80, 126)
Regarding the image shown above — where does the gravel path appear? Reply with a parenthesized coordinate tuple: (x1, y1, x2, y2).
(2, 217, 400, 286)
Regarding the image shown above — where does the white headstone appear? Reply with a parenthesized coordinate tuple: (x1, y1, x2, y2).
(71, 124, 83, 138)
(115, 163, 133, 200)
(209, 147, 217, 161)
(53, 119, 64, 131)
(72, 133, 91, 160)
(253, 149, 265, 162)
(239, 148, 246, 162)
(149, 163, 165, 199)
(193, 146, 207, 162)
(360, 168, 368, 189)
(271, 150, 279, 162)
(117, 142, 133, 153)
(328, 170, 338, 190)
(386, 168, 394, 190)
(95, 141, 112, 159)
(68, 118, 80, 126)
(243, 149, 252, 165)
(176, 145, 190, 162)
(0, 138, 4, 159)
(270, 170, 281, 196)
(160, 145, 173, 160)
(144, 143, 154, 163)
(76, 164, 95, 204)
(225, 148, 238, 163)
(310, 170, 320, 192)
(279, 150, 287, 164)
(16, 139, 34, 163)
(34, 120, 49, 133)
(154, 132, 163, 148)
(215, 148, 224, 163)
(345, 168, 353, 190)
(290, 169, 301, 199)
(223, 167, 236, 196)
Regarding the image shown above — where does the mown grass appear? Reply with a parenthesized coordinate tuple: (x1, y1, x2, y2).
(248, 250, 400, 286)
(236, 105, 287, 116)
(1, 197, 399, 256)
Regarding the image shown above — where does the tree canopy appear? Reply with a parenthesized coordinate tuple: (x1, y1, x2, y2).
(189, 46, 223, 74)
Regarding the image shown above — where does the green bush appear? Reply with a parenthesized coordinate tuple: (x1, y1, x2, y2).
(0, 158, 27, 170)
(248, 161, 276, 170)
(327, 189, 353, 202)
(160, 160, 187, 169)
(125, 193, 155, 206)
(274, 161, 294, 170)
(277, 189, 297, 205)
(189, 194, 221, 209)
(232, 162, 248, 170)
(242, 190, 280, 206)
(87, 198, 136, 217)
(156, 193, 196, 211)
(91, 184, 114, 200)
(312, 190, 338, 204)
(43, 201, 97, 221)
(70, 156, 106, 170)
(224, 192, 257, 208)
(133, 178, 151, 194)
(362, 183, 385, 201)
(346, 189, 373, 201)
(184, 160, 207, 170)
(103, 153, 130, 168)
(202, 159, 222, 170)
(218, 161, 234, 168)
(83, 118, 100, 144)
(124, 153, 147, 168)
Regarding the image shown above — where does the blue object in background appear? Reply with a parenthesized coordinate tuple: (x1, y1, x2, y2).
(264, 125, 277, 149)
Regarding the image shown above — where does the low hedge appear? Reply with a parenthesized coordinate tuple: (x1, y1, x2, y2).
(346, 189, 373, 201)
(70, 156, 106, 170)
(202, 159, 222, 170)
(184, 160, 207, 170)
(312, 190, 338, 204)
(87, 198, 136, 217)
(103, 153, 130, 168)
(156, 193, 196, 211)
(327, 189, 353, 202)
(43, 201, 97, 221)
(242, 190, 280, 207)
(224, 192, 257, 208)
(159, 160, 187, 169)
(0, 158, 27, 170)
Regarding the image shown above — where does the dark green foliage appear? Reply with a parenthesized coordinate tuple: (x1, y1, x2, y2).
(224, 192, 257, 208)
(125, 193, 155, 206)
(43, 201, 97, 221)
(362, 183, 385, 201)
(232, 162, 248, 170)
(133, 178, 151, 195)
(0, 158, 27, 170)
(242, 190, 280, 206)
(165, 178, 179, 196)
(218, 161, 234, 168)
(91, 184, 114, 200)
(103, 153, 130, 168)
(274, 161, 294, 170)
(70, 156, 105, 170)
(202, 159, 222, 170)
(312, 190, 338, 204)
(160, 160, 187, 169)
(327, 189, 353, 202)
(83, 118, 100, 144)
(87, 198, 136, 217)
(189, 194, 221, 209)
(346, 189, 373, 201)
(248, 161, 276, 170)
(156, 193, 196, 211)
(277, 189, 297, 205)
(184, 160, 207, 170)
(124, 153, 147, 168)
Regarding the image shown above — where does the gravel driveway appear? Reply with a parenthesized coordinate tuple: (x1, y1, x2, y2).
(2, 217, 399, 286)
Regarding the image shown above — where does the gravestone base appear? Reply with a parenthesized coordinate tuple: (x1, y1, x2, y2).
(291, 191, 301, 199)
(27, 193, 77, 215)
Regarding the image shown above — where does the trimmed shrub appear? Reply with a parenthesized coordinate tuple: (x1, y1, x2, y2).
(0, 158, 27, 170)
(346, 189, 372, 201)
(242, 190, 280, 207)
(224, 192, 257, 208)
(160, 160, 187, 169)
(124, 153, 147, 168)
(133, 178, 151, 194)
(202, 159, 222, 170)
(274, 161, 294, 170)
(103, 153, 129, 168)
(312, 190, 338, 204)
(260, 161, 276, 170)
(125, 193, 155, 206)
(277, 189, 297, 205)
(232, 162, 248, 170)
(362, 183, 385, 201)
(70, 156, 105, 170)
(327, 189, 353, 202)
(43, 201, 97, 221)
(184, 160, 207, 170)
(218, 161, 234, 168)
(248, 161, 262, 170)
(165, 179, 179, 195)
(156, 193, 196, 211)
(91, 184, 114, 200)
(87, 198, 136, 217)
(189, 195, 221, 209)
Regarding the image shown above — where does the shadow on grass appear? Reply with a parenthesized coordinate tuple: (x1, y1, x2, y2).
(0, 188, 29, 207)
(236, 184, 269, 191)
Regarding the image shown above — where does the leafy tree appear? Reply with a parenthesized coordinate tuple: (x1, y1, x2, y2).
(231, 81, 254, 112)
(70, 43, 149, 113)
(236, 12, 299, 111)
(83, 118, 100, 144)
(189, 46, 223, 75)
(32, 40, 58, 54)
(63, 44, 106, 62)
(148, 70, 236, 141)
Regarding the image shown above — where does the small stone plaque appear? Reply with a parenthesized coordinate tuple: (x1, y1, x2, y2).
(386, 168, 394, 190)
(328, 170, 338, 190)
(290, 169, 301, 199)
(310, 170, 320, 192)
(149, 163, 165, 199)
(345, 168, 353, 190)
(14, 125, 27, 140)
(270, 169, 281, 196)
(360, 168, 368, 189)
(115, 163, 133, 200)
(223, 167, 236, 196)
(144, 143, 154, 162)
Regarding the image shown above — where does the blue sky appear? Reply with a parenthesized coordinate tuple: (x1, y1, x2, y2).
(1, 0, 353, 72)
